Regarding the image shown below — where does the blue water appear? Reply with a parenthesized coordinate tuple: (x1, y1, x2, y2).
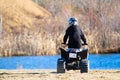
(0, 54, 120, 70)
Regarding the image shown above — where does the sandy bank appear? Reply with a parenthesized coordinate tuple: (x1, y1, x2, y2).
(0, 69, 120, 80)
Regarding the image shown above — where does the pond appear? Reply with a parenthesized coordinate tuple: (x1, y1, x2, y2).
(0, 54, 120, 70)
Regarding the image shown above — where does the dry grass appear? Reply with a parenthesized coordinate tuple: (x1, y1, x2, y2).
(0, 0, 51, 32)
(0, 0, 120, 56)
(0, 0, 54, 56)
(0, 31, 58, 56)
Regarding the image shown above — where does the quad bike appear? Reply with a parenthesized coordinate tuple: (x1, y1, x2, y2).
(57, 45, 89, 73)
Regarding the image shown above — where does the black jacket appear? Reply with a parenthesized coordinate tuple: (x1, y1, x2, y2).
(63, 25, 87, 48)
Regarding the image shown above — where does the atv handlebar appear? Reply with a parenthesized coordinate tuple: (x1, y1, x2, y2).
(62, 43, 88, 46)
(61, 43, 89, 50)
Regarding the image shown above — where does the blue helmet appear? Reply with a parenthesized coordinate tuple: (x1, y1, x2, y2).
(68, 17, 78, 24)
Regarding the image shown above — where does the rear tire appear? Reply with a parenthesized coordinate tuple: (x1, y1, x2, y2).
(57, 58, 65, 73)
(80, 59, 89, 73)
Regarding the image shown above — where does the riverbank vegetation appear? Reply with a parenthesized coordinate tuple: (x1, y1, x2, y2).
(0, 0, 120, 56)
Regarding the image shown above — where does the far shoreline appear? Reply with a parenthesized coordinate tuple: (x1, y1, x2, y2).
(0, 69, 120, 71)
(0, 52, 120, 57)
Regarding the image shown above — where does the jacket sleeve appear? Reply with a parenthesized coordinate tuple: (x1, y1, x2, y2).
(80, 29, 87, 44)
(63, 29, 69, 44)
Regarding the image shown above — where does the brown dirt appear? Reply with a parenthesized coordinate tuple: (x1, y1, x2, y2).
(0, 70, 120, 80)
